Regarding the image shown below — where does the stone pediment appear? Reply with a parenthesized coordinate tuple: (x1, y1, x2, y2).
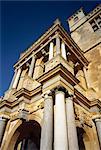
(22, 75, 41, 91)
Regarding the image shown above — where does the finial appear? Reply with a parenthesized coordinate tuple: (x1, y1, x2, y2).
(54, 18, 61, 25)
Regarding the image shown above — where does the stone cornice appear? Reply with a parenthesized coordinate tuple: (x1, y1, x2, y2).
(13, 88, 31, 99)
(90, 99, 101, 109)
(0, 86, 42, 109)
(14, 86, 42, 98)
(37, 64, 79, 86)
(0, 99, 23, 109)
(74, 89, 101, 110)
(74, 89, 91, 109)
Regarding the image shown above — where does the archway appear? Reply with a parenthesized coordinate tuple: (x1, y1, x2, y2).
(12, 120, 41, 150)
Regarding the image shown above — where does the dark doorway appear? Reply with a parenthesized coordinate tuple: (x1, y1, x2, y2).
(77, 127, 86, 150)
(14, 120, 41, 150)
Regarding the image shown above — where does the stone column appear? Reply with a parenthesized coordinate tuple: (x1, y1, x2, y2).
(28, 55, 35, 77)
(56, 36, 60, 55)
(9, 70, 17, 89)
(54, 88, 68, 150)
(66, 96, 79, 150)
(76, 69, 87, 89)
(49, 42, 54, 60)
(61, 41, 67, 60)
(40, 91, 53, 150)
(0, 117, 7, 146)
(95, 118, 101, 147)
(12, 68, 22, 89)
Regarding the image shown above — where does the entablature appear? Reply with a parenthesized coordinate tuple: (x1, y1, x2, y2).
(74, 89, 101, 111)
(37, 60, 79, 86)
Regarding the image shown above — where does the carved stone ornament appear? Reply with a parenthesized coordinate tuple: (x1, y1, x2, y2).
(75, 105, 92, 127)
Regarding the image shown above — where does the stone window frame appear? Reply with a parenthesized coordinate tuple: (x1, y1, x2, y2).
(89, 14, 101, 32)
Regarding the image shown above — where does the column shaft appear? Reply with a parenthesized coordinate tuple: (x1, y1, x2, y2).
(54, 90, 68, 150)
(9, 70, 17, 89)
(0, 118, 7, 146)
(12, 68, 22, 89)
(40, 93, 53, 150)
(66, 96, 79, 150)
(95, 118, 101, 147)
(61, 42, 67, 60)
(49, 42, 54, 60)
(56, 36, 60, 55)
(28, 55, 35, 77)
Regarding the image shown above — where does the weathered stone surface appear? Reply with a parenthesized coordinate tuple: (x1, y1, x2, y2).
(22, 75, 41, 91)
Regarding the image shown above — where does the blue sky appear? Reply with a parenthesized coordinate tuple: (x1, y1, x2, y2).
(0, 1, 100, 96)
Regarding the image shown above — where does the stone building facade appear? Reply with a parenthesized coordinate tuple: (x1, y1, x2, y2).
(0, 4, 101, 150)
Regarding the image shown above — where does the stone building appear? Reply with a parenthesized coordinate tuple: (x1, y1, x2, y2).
(0, 4, 101, 150)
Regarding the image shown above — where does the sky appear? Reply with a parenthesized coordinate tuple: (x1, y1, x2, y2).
(0, 1, 100, 96)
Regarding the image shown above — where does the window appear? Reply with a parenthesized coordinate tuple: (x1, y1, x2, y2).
(90, 15, 101, 32)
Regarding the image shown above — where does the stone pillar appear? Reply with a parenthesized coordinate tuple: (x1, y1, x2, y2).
(40, 91, 53, 150)
(61, 41, 67, 60)
(28, 55, 35, 77)
(56, 36, 60, 55)
(95, 118, 101, 147)
(12, 68, 22, 89)
(49, 42, 54, 60)
(0, 117, 7, 146)
(66, 96, 79, 150)
(9, 70, 17, 89)
(76, 69, 87, 89)
(54, 88, 68, 150)
(33, 57, 44, 79)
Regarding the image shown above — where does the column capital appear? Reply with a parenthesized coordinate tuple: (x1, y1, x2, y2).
(67, 51, 71, 56)
(31, 53, 37, 60)
(0, 115, 9, 121)
(95, 118, 101, 122)
(31, 53, 36, 58)
(66, 94, 74, 100)
(92, 115, 101, 122)
(42, 90, 52, 99)
(41, 49, 46, 56)
(33, 53, 38, 59)
(0, 117, 7, 122)
(15, 67, 22, 74)
(55, 86, 66, 93)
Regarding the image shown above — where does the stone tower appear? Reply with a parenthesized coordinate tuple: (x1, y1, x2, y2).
(0, 5, 101, 150)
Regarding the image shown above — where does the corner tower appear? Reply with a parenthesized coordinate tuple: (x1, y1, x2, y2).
(67, 4, 101, 103)
(68, 7, 87, 32)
